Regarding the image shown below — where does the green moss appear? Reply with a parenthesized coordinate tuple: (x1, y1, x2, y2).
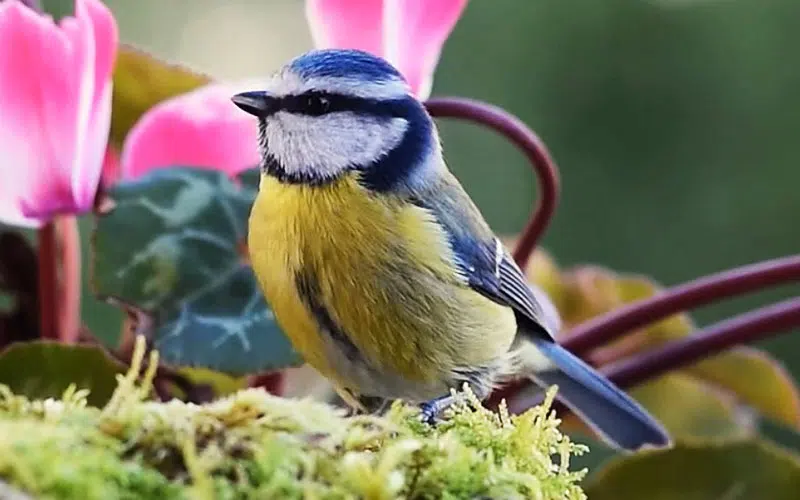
(0, 338, 588, 499)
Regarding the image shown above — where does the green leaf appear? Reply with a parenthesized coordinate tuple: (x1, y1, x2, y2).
(686, 347, 800, 429)
(559, 373, 748, 442)
(586, 439, 800, 499)
(178, 367, 248, 398)
(111, 45, 211, 147)
(630, 374, 750, 440)
(0, 341, 126, 407)
(91, 167, 302, 374)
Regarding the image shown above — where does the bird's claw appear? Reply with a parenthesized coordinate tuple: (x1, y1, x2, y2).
(419, 395, 455, 426)
(419, 401, 440, 426)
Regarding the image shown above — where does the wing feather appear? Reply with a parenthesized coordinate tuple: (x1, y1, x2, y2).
(409, 170, 556, 340)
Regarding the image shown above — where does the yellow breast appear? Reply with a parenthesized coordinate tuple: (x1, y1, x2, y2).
(248, 173, 516, 389)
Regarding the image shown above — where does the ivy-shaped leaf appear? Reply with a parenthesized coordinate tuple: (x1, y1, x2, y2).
(92, 167, 302, 374)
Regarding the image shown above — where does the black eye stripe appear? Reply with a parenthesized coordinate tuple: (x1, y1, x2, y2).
(275, 91, 407, 118)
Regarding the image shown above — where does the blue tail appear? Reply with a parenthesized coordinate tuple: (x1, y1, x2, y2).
(530, 338, 671, 451)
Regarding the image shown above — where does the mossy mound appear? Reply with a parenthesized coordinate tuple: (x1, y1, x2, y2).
(0, 338, 588, 499)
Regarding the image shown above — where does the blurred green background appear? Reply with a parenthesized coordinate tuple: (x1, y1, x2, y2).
(40, 1, 798, 382)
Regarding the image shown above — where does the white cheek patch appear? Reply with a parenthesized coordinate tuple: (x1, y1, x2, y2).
(264, 112, 409, 179)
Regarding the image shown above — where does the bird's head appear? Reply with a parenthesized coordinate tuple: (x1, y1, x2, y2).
(232, 49, 437, 189)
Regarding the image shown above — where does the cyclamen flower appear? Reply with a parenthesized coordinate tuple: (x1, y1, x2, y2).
(0, 0, 117, 227)
(120, 83, 261, 180)
(306, 0, 468, 99)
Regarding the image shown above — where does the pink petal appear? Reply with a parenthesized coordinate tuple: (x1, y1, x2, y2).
(0, 0, 115, 226)
(101, 145, 121, 187)
(120, 83, 261, 180)
(304, 0, 467, 100)
(71, 0, 117, 208)
(0, 2, 82, 225)
(306, 0, 385, 57)
(385, 0, 467, 99)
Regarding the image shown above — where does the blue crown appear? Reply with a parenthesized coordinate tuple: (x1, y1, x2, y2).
(288, 49, 404, 82)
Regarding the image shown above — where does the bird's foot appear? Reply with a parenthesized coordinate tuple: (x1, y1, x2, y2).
(419, 395, 456, 426)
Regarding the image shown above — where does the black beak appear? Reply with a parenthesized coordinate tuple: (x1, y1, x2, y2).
(231, 91, 275, 117)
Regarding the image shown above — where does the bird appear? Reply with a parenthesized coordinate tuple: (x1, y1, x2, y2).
(232, 48, 671, 451)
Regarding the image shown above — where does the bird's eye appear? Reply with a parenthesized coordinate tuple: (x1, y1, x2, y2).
(305, 95, 331, 116)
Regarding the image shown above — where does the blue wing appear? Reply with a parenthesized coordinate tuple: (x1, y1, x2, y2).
(408, 170, 671, 450)
(409, 170, 554, 340)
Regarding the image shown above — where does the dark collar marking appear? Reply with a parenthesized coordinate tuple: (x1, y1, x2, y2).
(295, 269, 365, 363)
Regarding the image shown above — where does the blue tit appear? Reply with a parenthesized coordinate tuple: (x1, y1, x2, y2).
(233, 49, 670, 451)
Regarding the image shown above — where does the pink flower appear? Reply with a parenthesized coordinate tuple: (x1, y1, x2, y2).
(101, 145, 121, 187)
(120, 83, 260, 180)
(0, 0, 117, 227)
(306, 0, 468, 99)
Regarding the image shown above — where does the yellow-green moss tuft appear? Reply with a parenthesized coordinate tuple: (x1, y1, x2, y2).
(0, 338, 588, 499)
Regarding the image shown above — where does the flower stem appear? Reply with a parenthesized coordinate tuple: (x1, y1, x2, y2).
(37, 222, 58, 340)
(502, 298, 800, 415)
(56, 216, 81, 344)
(248, 372, 286, 396)
(425, 97, 561, 268)
(607, 297, 800, 389)
(563, 255, 800, 356)
(488, 255, 800, 408)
